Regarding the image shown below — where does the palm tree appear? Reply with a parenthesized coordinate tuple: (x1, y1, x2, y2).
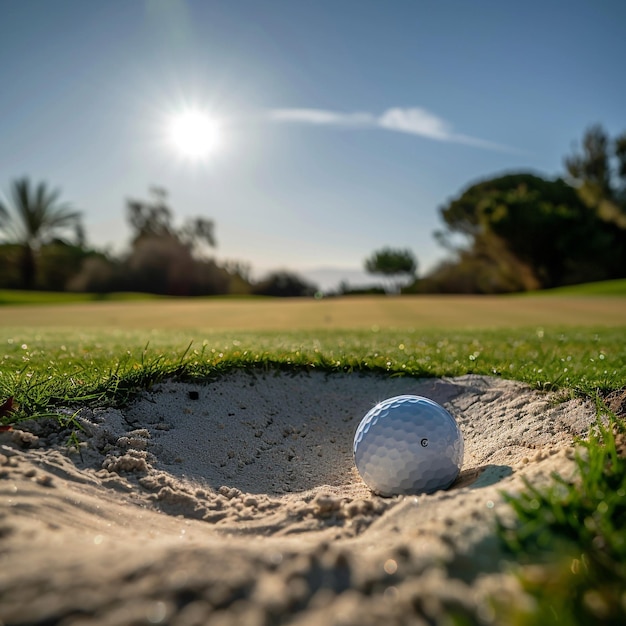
(0, 177, 83, 289)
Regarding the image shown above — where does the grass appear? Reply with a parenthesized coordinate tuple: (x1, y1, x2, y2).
(0, 293, 624, 329)
(0, 326, 624, 417)
(529, 278, 626, 297)
(497, 399, 626, 624)
(1, 278, 625, 306)
(0, 289, 167, 305)
(0, 294, 624, 625)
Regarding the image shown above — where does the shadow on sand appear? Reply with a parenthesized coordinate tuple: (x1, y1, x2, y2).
(453, 464, 513, 490)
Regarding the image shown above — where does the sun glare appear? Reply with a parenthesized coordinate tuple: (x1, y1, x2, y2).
(167, 109, 221, 160)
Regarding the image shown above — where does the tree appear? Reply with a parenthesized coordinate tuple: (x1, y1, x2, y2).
(436, 172, 626, 290)
(120, 186, 230, 295)
(127, 186, 173, 240)
(0, 178, 82, 288)
(564, 124, 626, 227)
(364, 247, 417, 293)
(127, 186, 216, 252)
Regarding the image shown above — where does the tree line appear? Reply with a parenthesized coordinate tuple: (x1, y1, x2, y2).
(364, 124, 626, 294)
(1, 124, 625, 296)
(0, 185, 316, 297)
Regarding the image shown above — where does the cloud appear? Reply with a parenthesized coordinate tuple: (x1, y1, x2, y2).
(378, 107, 451, 140)
(268, 106, 521, 154)
(268, 108, 374, 126)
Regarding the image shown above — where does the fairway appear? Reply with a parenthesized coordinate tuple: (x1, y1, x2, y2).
(1, 294, 625, 330)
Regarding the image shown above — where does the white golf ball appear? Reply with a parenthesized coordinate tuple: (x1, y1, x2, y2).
(353, 395, 464, 496)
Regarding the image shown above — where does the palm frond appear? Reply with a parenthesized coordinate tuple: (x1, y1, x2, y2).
(3, 177, 82, 246)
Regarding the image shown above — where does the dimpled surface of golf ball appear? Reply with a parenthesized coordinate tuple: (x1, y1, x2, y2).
(353, 395, 464, 496)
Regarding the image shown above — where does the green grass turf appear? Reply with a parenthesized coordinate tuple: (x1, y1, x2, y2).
(0, 327, 624, 416)
(1, 278, 625, 305)
(496, 401, 626, 625)
(0, 296, 624, 625)
(0, 289, 168, 305)
(528, 278, 626, 296)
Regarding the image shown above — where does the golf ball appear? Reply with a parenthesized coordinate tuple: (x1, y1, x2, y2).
(353, 395, 463, 496)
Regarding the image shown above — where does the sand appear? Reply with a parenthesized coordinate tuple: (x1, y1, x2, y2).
(0, 371, 599, 625)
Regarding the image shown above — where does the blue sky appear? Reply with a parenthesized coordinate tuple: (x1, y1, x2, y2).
(1, 0, 624, 289)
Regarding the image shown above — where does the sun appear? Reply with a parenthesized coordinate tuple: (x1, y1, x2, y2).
(167, 109, 221, 160)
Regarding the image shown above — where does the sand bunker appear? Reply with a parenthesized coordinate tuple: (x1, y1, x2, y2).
(0, 371, 596, 625)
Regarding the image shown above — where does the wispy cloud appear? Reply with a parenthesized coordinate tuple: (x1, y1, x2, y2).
(267, 106, 521, 154)
(267, 108, 374, 126)
(378, 107, 451, 140)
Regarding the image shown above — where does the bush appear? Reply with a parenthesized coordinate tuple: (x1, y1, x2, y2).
(252, 271, 317, 297)
(409, 235, 540, 294)
(0, 244, 23, 289)
(68, 236, 237, 296)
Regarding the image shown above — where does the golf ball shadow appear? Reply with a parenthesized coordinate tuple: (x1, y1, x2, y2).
(353, 395, 464, 496)
(453, 464, 513, 490)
